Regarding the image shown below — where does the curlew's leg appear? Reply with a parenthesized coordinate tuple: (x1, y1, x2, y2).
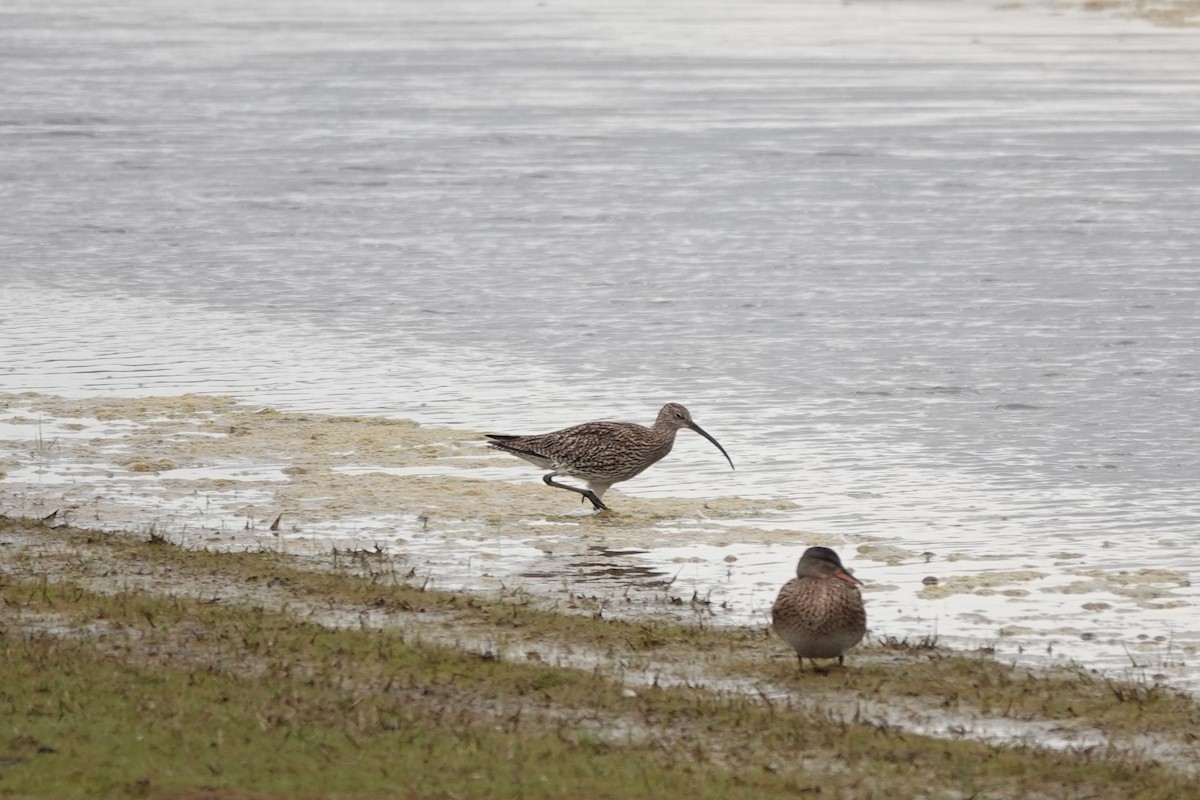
(796, 655, 805, 674)
(543, 474, 608, 511)
(837, 655, 845, 667)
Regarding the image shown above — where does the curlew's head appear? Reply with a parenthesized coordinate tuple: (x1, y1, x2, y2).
(796, 546, 862, 586)
(656, 403, 734, 470)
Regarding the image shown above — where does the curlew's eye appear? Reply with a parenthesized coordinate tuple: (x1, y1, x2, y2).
(674, 411, 685, 419)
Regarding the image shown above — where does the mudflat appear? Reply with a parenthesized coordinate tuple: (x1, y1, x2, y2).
(2, 515, 1198, 798)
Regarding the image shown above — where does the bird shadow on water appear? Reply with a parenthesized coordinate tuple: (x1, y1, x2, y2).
(538, 508, 672, 527)
(520, 544, 675, 589)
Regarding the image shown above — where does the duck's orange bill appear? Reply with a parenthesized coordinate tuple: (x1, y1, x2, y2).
(835, 569, 863, 587)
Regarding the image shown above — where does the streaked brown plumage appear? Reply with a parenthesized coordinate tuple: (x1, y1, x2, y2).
(771, 546, 866, 673)
(485, 402, 733, 511)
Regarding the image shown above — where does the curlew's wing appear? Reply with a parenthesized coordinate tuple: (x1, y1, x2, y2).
(487, 421, 662, 477)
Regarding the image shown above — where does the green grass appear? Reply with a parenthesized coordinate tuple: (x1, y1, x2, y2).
(2, 517, 1199, 799)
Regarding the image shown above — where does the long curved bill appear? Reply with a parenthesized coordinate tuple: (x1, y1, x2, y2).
(688, 421, 734, 470)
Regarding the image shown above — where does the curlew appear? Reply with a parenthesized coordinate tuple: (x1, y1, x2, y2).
(485, 402, 733, 511)
(771, 546, 866, 673)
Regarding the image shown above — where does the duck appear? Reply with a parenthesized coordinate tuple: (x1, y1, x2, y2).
(771, 546, 866, 672)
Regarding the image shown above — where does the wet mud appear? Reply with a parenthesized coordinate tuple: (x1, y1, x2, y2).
(3, 391, 1198, 694)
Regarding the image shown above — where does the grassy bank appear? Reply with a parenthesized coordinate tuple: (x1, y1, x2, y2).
(2, 516, 1198, 799)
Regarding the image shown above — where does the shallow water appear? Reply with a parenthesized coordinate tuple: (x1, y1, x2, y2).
(2, 0, 1199, 690)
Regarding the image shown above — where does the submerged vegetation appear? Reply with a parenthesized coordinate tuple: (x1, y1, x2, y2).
(2, 516, 1198, 798)
(1081, 0, 1200, 27)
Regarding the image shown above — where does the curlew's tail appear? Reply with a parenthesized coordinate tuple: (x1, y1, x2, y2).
(485, 434, 555, 467)
(485, 434, 528, 453)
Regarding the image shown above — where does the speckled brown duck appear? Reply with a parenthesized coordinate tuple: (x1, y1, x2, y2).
(486, 403, 733, 511)
(771, 546, 866, 672)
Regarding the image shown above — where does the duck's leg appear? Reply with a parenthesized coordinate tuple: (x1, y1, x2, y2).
(543, 473, 608, 511)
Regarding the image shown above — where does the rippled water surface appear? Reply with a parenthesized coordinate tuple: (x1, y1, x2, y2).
(2, 0, 1199, 688)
